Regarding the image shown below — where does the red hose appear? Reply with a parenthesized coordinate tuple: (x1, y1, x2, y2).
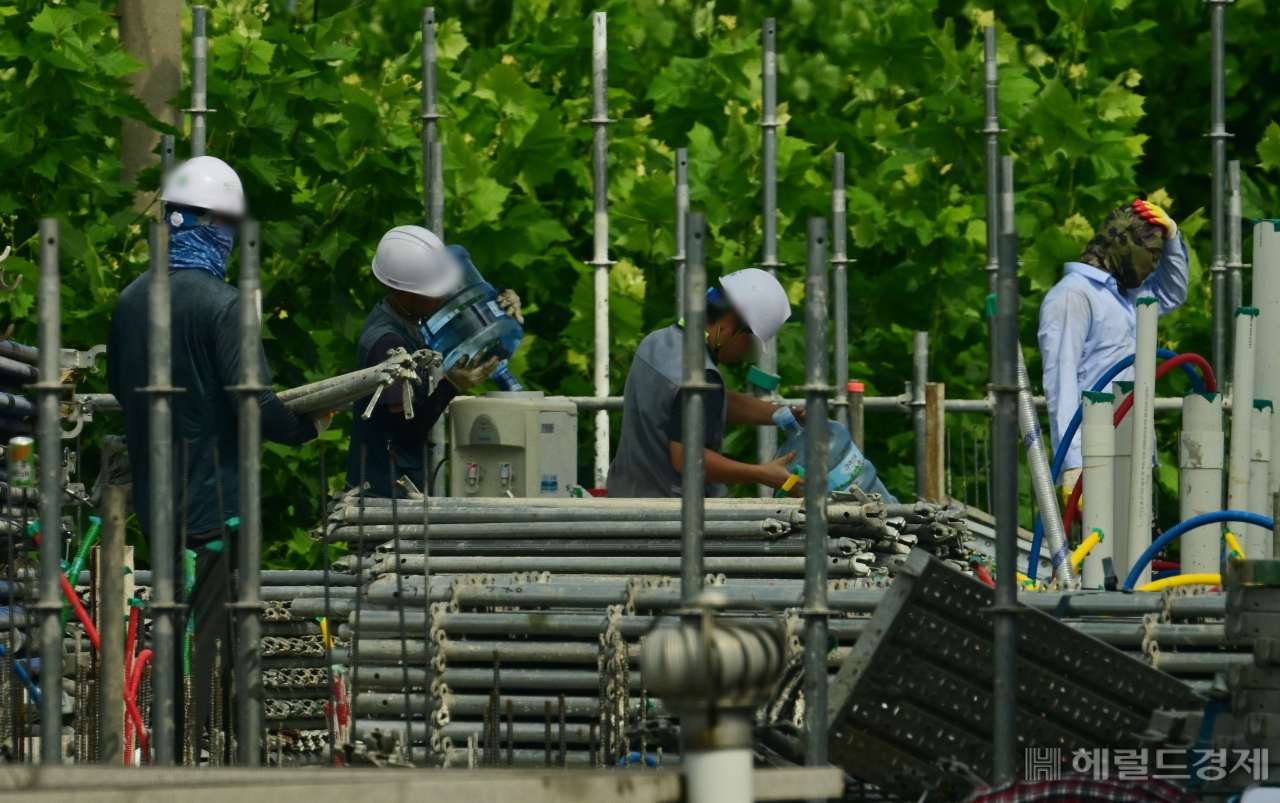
(125, 606, 139, 686)
(1153, 560, 1181, 572)
(969, 560, 996, 588)
(124, 649, 152, 765)
(1062, 475, 1084, 534)
(30, 530, 100, 650)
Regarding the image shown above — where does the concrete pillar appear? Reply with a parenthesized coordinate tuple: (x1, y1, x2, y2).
(1180, 392, 1224, 574)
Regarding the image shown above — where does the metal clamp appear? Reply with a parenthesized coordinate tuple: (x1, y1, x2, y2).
(582, 116, 618, 125)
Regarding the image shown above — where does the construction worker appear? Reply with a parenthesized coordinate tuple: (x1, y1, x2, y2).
(608, 269, 798, 497)
(107, 155, 331, 760)
(344, 225, 523, 498)
(1040, 199, 1187, 494)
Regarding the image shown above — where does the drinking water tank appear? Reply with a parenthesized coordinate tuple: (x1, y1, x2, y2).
(421, 245, 524, 391)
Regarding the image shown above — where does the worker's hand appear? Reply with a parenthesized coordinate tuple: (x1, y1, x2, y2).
(1133, 198, 1177, 240)
(760, 450, 803, 491)
(445, 353, 500, 391)
(495, 287, 524, 324)
(310, 412, 334, 441)
(787, 405, 807, 427)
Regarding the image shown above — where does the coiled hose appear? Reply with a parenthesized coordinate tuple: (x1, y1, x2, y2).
(60, 517, 101, 631)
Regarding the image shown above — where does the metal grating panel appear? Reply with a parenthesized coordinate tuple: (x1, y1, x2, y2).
(827, 549, 1206, 796)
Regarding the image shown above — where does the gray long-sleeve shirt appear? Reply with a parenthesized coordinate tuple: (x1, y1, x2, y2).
(108, 268, 318, 537)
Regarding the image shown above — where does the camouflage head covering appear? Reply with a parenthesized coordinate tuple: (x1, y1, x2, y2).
(1079, 204, 1166, 290)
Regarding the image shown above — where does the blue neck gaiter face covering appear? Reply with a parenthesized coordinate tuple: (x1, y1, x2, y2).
(168, 222, 235, 280)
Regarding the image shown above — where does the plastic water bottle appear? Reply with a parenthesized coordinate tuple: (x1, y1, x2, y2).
(420, 246, 524, 391)
(772, 406, 866, 493)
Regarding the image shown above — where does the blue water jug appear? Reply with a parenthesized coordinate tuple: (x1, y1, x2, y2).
(772, 406, 866, 493)
(421, 245, 524, 391)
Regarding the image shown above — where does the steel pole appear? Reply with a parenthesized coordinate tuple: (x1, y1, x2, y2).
(147, 224, 177, 764)
(680, 213, 709, 604)
(983, 27, 1001, 367)
(98, 486, 128, 764)
(189, 6, 209, 158)
(831, 154, 851, 433)
(160, 134, 176, 185)
(913, 332, 928, 500)
(36, 219, 62, 765)
(991, 157, 1019, 783)
(235, 222, 264, 764)
(755, 18, 781, 495)
(422, 9, 447, 497)
(673, 148, 689, 318)
(1209, 0, 1230, 384)
(1227, 161, 1244, 314)
(589, 11, 613, 489)
(802, 218, 830, 776)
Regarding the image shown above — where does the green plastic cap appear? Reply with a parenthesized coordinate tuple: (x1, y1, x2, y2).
(1236, 306, 1260, 317)
(1114, 381, 1135, 394)
(1256, 399, 1274, 412)
(1081, 391, 1115, 403)
(747, 366, 781, 392)
(985, 294, 997, 318)
(1135, 297, 1158, 307)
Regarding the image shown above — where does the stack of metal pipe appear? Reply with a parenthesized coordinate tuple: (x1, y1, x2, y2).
(278, 347, 441, 419)
(0, 341, 37, 438)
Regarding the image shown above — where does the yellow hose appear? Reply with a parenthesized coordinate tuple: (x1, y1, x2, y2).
(1071, 529, 1105, 571)
(1223, 530, 1247, 560)
(1136, 573, 1220, 593)
(320, 616, 333, 650)
(1016, 572, 1039, 589)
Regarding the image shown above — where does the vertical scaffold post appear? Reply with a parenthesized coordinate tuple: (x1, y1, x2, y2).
(235, 222, 264, 765)
(913, 332, 928, 501)
(147, 224, 178, 765)
(588, 11, 614, 489)
(754, 18, 783, 496)
(1209, 0, 1232, 385)
(187, 6, 212, 158)
(36, 219, 62, 765)
(831, 154, 851, 433)
(801, 218, 830, 781)
(983, 26, 1001, 369)
(680, 213, 709, 604)
(1227, 160, 1244, 314)
(673, 148, 689, 318)
(421, 9, 448, 497)
(991, 156, 1020, 783)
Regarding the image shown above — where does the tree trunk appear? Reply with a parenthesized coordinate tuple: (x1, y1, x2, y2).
(119, 0, 182, 211)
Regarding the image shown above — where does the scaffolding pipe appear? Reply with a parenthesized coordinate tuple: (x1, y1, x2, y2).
(327, 520, 790, 542)
(1180, 392, 1224, 574)
(147, 223, 177, 764)
(1126, 300, 1159, 589)
(831, 154, 850, 433)
(990, 156, 1019, 783)
(589, 11, 612, 490)
(188, 6, 210, 158)
(913, 332, 928, 500)
(673, 149, 689, 317)
(1209, 0, 1229, 384)
(755, 18, 781, 495)
(235, 221, 264, 764)
(983, 26, 1000, 358)
(98, 485, 128, 764)
(36, 219, 62, 765)
(1017, 345, 1070, 583)
(1248, 403, 1273, 557)
(1227, 161, 1244, 314)
(802, 218, 830, 776)
(160, 134, 176, 185)
(1080, 392, 1115, 589)
(422, 9, 447, 497)
(680, 212, 709, 603)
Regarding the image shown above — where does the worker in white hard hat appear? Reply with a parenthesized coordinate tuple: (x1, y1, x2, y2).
(107, 155, 330, 762)
(608, 268, 806, 497)
(344, 225, 523, 498)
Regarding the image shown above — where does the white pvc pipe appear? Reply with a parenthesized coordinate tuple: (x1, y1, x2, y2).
(1248, 402, 1273, 558)
(1080, 391, 1115, 589)
(1179, 392, 1224, 574)
(1111, 381, 1133, 578)
(1255, 223, 1280, 515)
(1226, 307, 1258, 526)
(686, 749, 753, 803)
(1126, 298, 1158, 589)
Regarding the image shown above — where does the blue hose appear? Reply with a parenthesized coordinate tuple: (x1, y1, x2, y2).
(1122, 510, 1272, 590)
(0, 640, 40, 704)
(618, 751, 660, 768)
(1028, 349, 1207, 581)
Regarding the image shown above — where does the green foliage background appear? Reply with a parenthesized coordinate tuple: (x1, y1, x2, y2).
(3, 0, 1280, 566)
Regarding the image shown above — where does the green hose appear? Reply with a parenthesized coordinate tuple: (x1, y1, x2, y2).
(58, 517, 102, 632)
(182, 548, 196, 676)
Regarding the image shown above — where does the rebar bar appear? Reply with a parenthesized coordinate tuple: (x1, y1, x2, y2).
(189, 6, 210, 158)
(146, 223, 178, 765)
(588, 11, 613, 489)
(544, 700, 552, 766)
(1209, 0, 1230, 384)
(36, 218, 62, 765)
(991, 155, 1020, 783)
(681, 212, 709, 603)
(755, 18, 781, 494)
(831, 154, 851, 433)
(558, 693, 566, 768)
(673, 148, 689, 316)
(234, 221, 264, 765)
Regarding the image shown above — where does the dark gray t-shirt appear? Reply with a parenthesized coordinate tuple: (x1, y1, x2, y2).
(607, 324, 727, 498)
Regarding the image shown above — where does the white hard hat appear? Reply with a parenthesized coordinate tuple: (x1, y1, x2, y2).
(371, 226, 462, 297)
(160, 156, 246, 217)
(718, 268, 791, 352)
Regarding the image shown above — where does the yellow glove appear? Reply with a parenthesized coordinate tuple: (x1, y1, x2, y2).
(1133, 198, 1177, 240)
(446, 353, 500, 391)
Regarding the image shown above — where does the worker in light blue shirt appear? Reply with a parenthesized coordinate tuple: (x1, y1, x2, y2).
(1039, 199, 1187, 493)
